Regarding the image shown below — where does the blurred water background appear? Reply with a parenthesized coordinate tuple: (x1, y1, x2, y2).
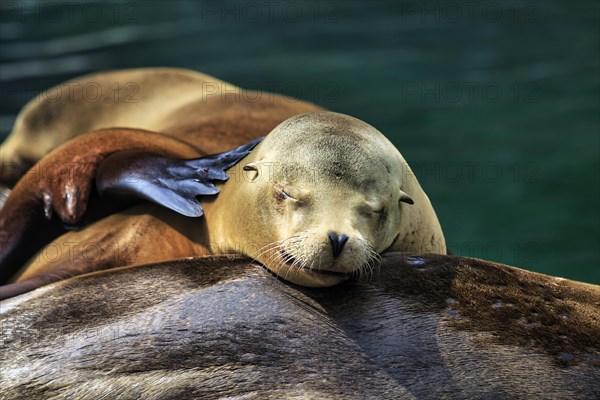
(1, 0, 598, 283)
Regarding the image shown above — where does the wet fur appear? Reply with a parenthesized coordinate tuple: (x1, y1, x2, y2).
(2, 253, 599, 399)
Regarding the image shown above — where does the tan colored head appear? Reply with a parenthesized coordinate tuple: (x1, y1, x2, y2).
(210, 112, 420, 287)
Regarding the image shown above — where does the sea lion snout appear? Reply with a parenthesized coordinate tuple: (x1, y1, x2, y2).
(328, 232, 349, 258)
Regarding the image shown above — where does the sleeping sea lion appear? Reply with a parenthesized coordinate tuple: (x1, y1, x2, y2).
(0, 68, 445, 295)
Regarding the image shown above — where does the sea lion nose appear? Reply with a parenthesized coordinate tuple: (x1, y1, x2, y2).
(328, 232, 349, 259)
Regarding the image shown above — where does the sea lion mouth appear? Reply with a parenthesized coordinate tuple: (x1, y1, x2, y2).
(301, 268, 351, 277)
(279, 250, 351, 277)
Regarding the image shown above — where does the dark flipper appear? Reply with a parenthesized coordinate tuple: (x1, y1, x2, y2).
(1, 136, 262, 285)
(96, 137, 262, 217)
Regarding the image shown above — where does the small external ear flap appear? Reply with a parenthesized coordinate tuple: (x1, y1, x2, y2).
(243, 162, 260, 181)
(243, 162, 259, 172)
(399, 190, 414, 205)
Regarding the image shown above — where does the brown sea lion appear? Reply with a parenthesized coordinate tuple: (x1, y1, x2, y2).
(0, 68, 323, 289)
(1, 253, 599, 399)
(0, 67, 300, 185)
(0, 68, 445, 296)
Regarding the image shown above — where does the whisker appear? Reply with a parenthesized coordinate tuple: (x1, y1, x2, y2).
(253, 235, 299, 260)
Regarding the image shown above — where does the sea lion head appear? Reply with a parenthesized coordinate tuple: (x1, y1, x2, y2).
(230, 112, 415, 287)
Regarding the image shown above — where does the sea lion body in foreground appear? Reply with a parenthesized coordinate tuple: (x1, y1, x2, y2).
(0, 68, 445, 294)
(2, 253, 599, 399)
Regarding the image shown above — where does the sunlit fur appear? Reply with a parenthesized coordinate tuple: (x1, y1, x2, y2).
(205, 111, 445, 287)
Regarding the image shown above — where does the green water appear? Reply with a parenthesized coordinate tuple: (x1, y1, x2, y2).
(1, 0, 598, 283)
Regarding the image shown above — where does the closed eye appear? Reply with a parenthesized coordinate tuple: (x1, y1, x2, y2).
(277, 188, 295, 201)
(276, 186, 307, 205)
(358, 204, 386, 218)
